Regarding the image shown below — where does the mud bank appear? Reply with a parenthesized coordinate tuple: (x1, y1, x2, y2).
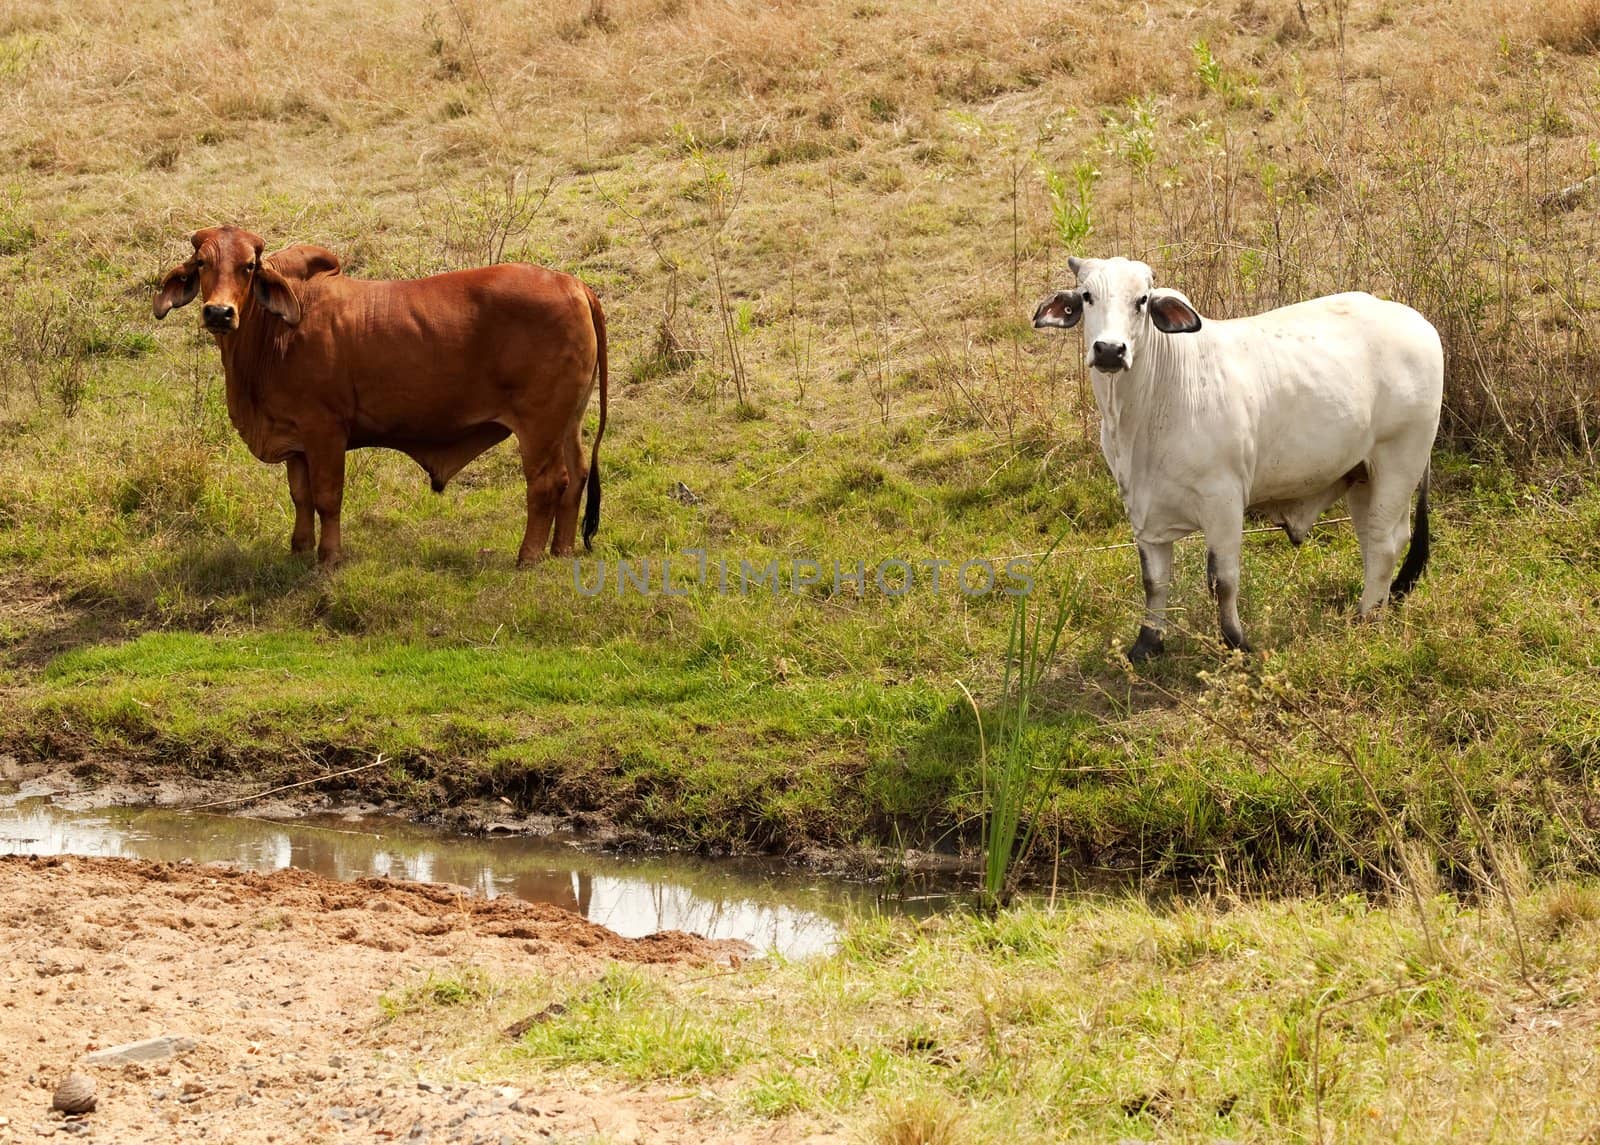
(0, 855, 784, 1143)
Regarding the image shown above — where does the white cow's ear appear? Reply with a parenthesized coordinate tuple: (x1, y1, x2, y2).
(1148, 290, 1201, 334)
(1032, 290, 1083, 330)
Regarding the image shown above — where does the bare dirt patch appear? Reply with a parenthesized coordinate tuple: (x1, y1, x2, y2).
(0, 855, 773, 1143)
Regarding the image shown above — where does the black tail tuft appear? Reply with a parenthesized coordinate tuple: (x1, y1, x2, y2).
(580, 283, 608, 553)
(582, 463, 601, 551)
(1389, 467, 1431, 602)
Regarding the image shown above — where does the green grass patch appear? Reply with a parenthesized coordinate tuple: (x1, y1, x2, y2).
(513, 965, 752, 1081)
(380, 966, 496, 1019)
(429, 885, 1600, 1142)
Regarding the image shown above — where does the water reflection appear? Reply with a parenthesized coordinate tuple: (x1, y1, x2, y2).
(0, 800, 968, 959)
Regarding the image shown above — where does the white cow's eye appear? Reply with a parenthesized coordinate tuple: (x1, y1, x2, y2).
(1082, 291, 1094, 305)
(1135, 294, 1148, 311)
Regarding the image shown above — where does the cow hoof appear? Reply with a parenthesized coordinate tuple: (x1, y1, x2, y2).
(1220, 621, 1251, 653)
(516, 554, 546, 568)
(317, 552, 344, 570)
(1126, 626, 1165, 664)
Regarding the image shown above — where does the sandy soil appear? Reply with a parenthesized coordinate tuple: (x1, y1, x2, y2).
(0, 855, 813, 1144)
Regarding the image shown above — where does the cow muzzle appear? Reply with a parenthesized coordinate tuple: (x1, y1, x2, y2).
(1091, 339, 1129, 373)
(202, 303, 238, 332)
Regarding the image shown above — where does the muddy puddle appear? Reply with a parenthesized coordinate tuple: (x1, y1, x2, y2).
(0, 793, 971, 959)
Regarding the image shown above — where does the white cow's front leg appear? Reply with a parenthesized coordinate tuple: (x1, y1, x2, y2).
(1205, 531, 1250, 652)
(1198, 493, 1250, 652)
(1127, 539, 1174, 662)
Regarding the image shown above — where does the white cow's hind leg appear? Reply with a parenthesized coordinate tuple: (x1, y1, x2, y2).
(1348, 473, 1407, 615)
(1128, 540, 1174, 662)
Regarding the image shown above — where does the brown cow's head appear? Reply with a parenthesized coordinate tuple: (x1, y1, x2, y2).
(153, 225, 306, 331)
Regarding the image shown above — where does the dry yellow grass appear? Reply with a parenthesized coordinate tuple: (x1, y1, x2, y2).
(3, 0, 1598, 455)
(1522, 0, 1600, 52)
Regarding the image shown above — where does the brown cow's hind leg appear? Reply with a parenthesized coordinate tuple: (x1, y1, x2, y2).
(549, 423, 587, 557)
(286, 454, 315, 556)
(512, 426, 562, 566)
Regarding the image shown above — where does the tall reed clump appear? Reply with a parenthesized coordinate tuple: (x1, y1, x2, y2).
(679, 126, 753, 409)
(962, 567, 1074, 910)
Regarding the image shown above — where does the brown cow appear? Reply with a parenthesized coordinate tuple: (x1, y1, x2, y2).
(153, 225, 608, 566)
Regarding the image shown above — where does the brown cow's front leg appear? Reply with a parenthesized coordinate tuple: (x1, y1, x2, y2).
(303, 438, 347, 567)
(286, 454, 315, 556)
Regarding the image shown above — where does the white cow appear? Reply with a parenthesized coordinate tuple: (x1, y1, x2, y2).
(1033, 256, 1442, 660)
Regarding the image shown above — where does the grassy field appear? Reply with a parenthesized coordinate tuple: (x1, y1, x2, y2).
(2, 0, 1600, 892)
(385, 881, 1600, 1143)
(7, 1, 1600, 1139)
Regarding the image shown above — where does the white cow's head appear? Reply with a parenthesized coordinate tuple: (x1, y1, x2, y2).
(1031, 256, 1202, 374)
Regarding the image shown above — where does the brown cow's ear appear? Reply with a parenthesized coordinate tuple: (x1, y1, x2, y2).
(303, 247, 340, 277)
(266, 244, 341, 279)
(153, 262, 199, 319)
(253, 262, 302, 325)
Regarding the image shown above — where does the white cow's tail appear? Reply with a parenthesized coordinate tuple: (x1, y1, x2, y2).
(1389, 465, 1430, 602)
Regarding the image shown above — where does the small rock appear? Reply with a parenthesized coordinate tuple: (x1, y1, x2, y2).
(50, 1075, 96, 1115)
(35, 954, 85, 978)
(83, 1037, 198, 1067)
(417, 1080, 443, 1093)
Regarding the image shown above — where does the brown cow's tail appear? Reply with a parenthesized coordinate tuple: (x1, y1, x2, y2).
(581, 284, 608, 552)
